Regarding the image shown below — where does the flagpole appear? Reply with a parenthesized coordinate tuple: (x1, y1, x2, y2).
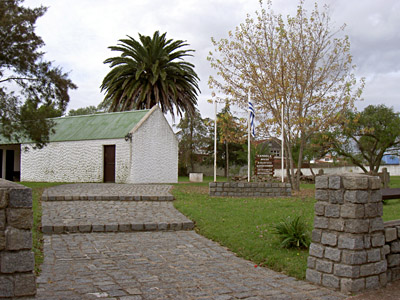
(214, 100, 217, 182)
(248, 90, 251, 182)
(281, 101, 284, 183)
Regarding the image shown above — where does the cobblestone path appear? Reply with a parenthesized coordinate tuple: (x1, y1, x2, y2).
(42, 201, 194, 234)
(33, 183, 346, 300)
(42, 183, 174, 201)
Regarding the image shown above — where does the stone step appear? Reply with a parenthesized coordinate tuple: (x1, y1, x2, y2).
(41, 183, 175, 201)
(41, 201, 194, 234)
(42, 195, 174, 201)
(41, 221, 194, 234)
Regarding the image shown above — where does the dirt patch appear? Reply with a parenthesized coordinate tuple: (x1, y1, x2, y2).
(173, 184, 209, 195)
(292, 188, 315, 198)
(346, 280, 400, 300)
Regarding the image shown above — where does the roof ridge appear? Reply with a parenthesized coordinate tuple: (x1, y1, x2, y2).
(52, 109, 151, 120)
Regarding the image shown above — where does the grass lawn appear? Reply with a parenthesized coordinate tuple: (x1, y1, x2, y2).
(173, 178, 314, 280)
(383, 175, 400, 221)
(390, 176, 400, 188)
(173, 175, 400, 280)
(20, 182, 66, 275)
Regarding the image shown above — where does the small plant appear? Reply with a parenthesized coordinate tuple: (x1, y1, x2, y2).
(273, 216, 311, 249)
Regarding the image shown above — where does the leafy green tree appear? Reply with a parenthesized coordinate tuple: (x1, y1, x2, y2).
(0, 0, 76, 147)
(68, 105, 100, 116)
(217, 102, 246, 178)
(208, 0, 363, 190)
(101, 31, 200, 119)
(203, 103, 246, 178)
(176, 110, 209, 175)
(329, 105, 400, 174)
(292, 132, 333, 177)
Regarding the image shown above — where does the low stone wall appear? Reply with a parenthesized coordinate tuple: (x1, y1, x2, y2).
(209, 182, 291, 197)
(384, 220, 400, 282)
(0, 179, 36, 298)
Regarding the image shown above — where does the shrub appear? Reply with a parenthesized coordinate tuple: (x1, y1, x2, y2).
(273, 215, 311, 249)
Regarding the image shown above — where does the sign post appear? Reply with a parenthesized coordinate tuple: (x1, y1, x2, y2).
(255, 155, 275, 177)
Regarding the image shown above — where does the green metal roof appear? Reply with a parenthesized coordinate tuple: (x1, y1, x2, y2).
(50, 109, 150, 142)
(0, 109, 150, 144)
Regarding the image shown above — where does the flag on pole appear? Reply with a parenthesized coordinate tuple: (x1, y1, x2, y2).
(248, 101, 255, 137)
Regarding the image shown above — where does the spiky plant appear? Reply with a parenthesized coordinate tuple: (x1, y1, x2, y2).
(273, 215, 311, 249)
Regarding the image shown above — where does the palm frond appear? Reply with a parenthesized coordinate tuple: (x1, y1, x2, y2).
(100, 31, 199, 117)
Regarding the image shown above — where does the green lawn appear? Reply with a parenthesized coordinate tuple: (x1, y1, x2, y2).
(20, 182, 66, 275)
(390, 176, 400, 188)
(173, 176, 400, 280)
(173, 181, 313, 279)
(383, 175, 400, 220)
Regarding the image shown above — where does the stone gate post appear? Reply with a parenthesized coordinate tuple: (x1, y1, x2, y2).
(0, 180, 36, 298)
(306, 174, 387, 294)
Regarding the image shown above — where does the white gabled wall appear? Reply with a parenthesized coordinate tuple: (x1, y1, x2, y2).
(129, 108, 178, 183)
(21, 138, 131, 183)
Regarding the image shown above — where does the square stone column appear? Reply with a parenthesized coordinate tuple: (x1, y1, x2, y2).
(306, 174, 386, 294)
(0, 179, 36, 298)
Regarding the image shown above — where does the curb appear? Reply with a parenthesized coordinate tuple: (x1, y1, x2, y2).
(41, 221, 194, 234)
(41, 195, 175, 201)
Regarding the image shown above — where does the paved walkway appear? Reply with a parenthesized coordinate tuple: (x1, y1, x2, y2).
(42, 183, 174, 201)
(42, 201, 194, 234)
(32, 183, 346, 300)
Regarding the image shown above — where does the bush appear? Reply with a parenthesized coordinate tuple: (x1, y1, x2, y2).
(273, 215, 311, 249)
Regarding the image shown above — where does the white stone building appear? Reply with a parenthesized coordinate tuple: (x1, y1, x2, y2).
(0, 106, 178, 183)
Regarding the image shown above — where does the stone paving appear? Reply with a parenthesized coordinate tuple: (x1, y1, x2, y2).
(41, 201, 194, 234)
(32, 231, 346, 300)
(32, 183, 347, 300)
(42, 183, 174, 201)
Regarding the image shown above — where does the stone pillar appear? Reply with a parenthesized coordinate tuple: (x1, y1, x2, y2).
(0, 180, 36, 298)
(306, 174, 386, 294)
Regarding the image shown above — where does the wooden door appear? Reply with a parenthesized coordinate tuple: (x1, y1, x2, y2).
(0, 149, 3, 178)
(103, 145, 115, 183)
(5, 150, 14, 181)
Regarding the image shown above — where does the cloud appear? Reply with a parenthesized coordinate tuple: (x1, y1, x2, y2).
(23, 0, 400, 117)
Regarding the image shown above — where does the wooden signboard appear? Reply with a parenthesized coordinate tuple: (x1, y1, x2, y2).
(255, 155, 274, 176)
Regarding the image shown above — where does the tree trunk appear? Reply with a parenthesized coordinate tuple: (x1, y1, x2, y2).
(226, 141, 230, 181)
(295, 137, 305, 191)
(286, 140, 298, 190)
(189, 123, 194, 173)
(309, 166, 316, 180)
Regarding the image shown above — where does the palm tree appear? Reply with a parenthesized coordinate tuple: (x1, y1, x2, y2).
(100, 31, 199, 118)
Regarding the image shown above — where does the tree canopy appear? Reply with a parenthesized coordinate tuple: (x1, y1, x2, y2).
(208, 0, 363, 189)
(68, 105, 101, 116)
(175, 110, 210, 175)
(329, 105, 400, 174)
(100, 31, 200, 119)
(0, 0, 76, 147)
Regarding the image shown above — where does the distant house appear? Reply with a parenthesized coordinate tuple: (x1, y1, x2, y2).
(255, 138, 282, 158)
(0, 106, 178, 184)
(310, 154, 336, 164)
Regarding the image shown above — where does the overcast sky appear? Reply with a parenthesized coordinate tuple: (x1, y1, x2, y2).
(24, 0, 400, 124)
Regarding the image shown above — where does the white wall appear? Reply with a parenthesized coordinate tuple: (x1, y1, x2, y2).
(129, 108, 178, 183)
(274, 165, 400, 177)
(21, 138, 130, 183)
